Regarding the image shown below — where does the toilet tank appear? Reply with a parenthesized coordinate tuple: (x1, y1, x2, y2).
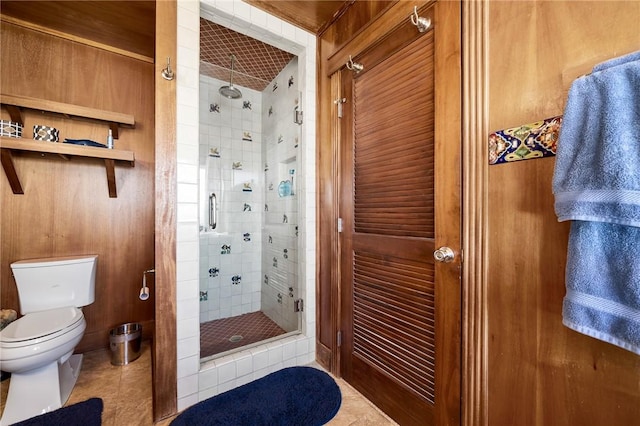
(10, 255, 98, 315)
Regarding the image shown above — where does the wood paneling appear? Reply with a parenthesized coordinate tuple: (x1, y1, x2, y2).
(319, 0, 395, 54)
(153, 0, 177, 421)
(487, 2, 640, 425)
(0, 22, 155, 352)
(461, 1, 489, 425)
(0, 1, 155, 61)
(243, 0, 352, 34)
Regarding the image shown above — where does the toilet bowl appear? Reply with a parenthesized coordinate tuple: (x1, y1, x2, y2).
(0, 255, 97, 425)
(1, 307, 86, 372)
(0, 308, 87, 425)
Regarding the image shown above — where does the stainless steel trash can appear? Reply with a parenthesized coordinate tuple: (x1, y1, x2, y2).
(109, 323, 142, 365)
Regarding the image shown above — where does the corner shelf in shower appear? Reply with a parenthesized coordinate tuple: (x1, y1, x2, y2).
(0, 94, 136, 198)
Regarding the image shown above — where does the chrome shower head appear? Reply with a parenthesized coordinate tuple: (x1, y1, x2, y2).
(219, 54, 242, 99)
(219, 85, 242, 99)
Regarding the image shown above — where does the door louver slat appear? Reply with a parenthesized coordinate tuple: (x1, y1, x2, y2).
(353, 251, 436, 403)
(353, 31, 435, 239)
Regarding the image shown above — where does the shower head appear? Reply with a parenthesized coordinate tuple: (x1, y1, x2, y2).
(220, 54, 242, 99)
(219, 85, 242, 99)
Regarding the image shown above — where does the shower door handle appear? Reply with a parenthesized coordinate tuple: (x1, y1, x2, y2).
(209, 193, 217, 230)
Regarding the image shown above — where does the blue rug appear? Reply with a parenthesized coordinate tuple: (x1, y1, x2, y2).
(171, 366, 342, 426)
(13, 397, 103, 426)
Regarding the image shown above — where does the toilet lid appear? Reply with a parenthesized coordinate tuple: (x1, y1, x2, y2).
(0, 307, 83, 343)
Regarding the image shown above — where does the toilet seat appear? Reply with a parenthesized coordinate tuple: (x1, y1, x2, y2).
(0, 307, 84, 348)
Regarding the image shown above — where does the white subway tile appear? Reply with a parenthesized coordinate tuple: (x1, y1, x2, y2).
(177, 183, 198, 204)
(267, 342, 283, 366)
(234, 352, 253, 376)
(177, 336, 199, 360)
(217, 379, 237, 393)
(177, 355, 200, 378)
(177, 317, 199, 340)
(177, 202, 198, 222)
(177, 163, 198, 184)
(177, 373, 199, 397)
(215, 357, 237, 383)
(177, 297, 199, 321)
(176, 279, 198, 304)
(177, 393, 199, 412)
(250, 345, 269, 371)
(199, 365, 218, 391)
(198, 386, 218, 401)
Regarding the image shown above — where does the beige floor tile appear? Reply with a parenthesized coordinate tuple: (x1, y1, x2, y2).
(327, 379, 398, 426)
(1, 342, 393, 425)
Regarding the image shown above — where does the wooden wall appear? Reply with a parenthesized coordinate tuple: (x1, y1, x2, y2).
(0, 22, 155, 352)
(487, 1, 640, 424)
(316, 0, 640, 424)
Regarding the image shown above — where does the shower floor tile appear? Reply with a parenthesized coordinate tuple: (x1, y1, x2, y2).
(200, 311, 286, 358)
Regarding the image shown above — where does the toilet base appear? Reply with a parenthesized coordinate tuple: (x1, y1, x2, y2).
(0, 354, 83, 425)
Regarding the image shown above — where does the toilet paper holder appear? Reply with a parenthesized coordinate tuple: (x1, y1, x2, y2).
(140, 269, 154, 301)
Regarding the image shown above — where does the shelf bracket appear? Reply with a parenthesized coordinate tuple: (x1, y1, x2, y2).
(1, 148, 24, 194)
(108, 122, 120, 139)
(104, 159, 117, 198)
(5, 105, 23, 126)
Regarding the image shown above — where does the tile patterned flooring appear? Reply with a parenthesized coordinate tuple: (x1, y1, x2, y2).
(200, 311, 286, 359)
(1, 341, 397, 425)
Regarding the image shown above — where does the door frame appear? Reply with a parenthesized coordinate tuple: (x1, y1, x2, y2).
(154, 0, 178, 421)
(460, 1, 489, 425)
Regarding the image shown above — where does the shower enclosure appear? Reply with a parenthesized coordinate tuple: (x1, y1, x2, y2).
(198, 56, 302, 361)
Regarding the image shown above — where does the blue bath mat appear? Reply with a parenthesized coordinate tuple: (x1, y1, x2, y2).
(171, 366, 341, 426)
(13, 397, 102, 426)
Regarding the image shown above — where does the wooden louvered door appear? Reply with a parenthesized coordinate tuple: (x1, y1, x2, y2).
(338, 2, 461, 425)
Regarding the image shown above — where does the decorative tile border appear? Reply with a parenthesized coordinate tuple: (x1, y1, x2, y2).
(489, 115, 562, 165)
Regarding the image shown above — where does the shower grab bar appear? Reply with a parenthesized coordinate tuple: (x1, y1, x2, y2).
(209, 193, 217, 230)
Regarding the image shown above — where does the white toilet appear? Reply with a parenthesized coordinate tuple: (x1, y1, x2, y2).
(0, 255, 97, 425)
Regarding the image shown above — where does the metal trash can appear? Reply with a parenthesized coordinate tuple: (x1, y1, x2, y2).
(109, 323, 142, 365)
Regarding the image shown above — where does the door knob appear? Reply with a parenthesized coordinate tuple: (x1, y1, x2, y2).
(434, 246, 455, 263)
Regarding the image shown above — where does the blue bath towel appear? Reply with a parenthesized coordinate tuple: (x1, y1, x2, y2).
(553, 54, 640, 226)
(554, 53, 640, 355)
(562, 221, 640, 355)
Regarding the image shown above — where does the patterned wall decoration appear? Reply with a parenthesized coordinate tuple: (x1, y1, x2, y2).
(261, 57, 301, 333)
(198, 55, 300, 332)
(199, 73, 263, 322)
(489, 115, 562, 165)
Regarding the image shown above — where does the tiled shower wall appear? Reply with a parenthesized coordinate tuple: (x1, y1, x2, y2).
(176, 0, 316, 411)
(198, 76, 263, 322)
(198, 58, 300, 333)
(262, 58, 301, 333)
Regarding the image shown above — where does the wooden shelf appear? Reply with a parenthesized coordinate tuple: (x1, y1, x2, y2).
(0, 93, 136, 198)
(1, 93, 135, 138)
(1, 137, 135, 198)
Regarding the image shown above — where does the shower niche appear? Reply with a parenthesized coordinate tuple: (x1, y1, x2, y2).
(198, 46, 302, 361)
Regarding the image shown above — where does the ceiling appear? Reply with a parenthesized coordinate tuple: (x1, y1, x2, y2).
(0, 1, 156, 59)
(244, 0, 352, 34)
(0, 1, 351, 90)
(200, 18, 295, 92)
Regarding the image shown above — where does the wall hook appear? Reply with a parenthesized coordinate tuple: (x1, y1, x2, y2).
(346, 55, 364, 73)
(410, 6, 431, 33)
(161, 57, 175, 81)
